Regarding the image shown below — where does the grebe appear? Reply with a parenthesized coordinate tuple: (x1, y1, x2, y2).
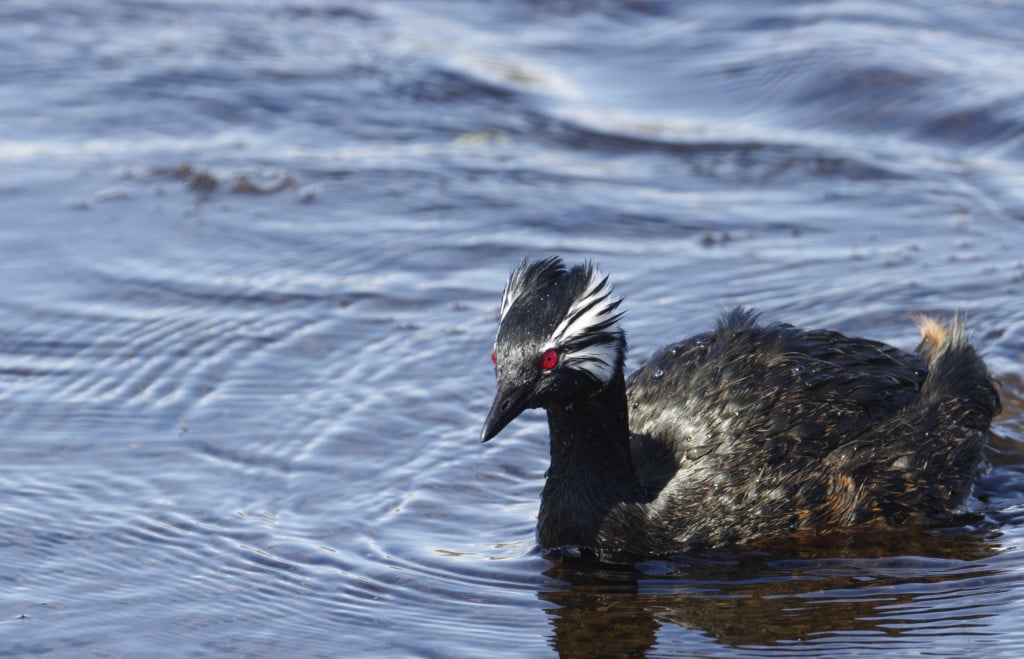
(481, 257, 1001, 557)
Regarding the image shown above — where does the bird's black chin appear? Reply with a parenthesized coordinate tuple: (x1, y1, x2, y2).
(481, 382, 532, 443)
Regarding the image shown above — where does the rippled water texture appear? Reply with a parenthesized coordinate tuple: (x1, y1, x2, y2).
(2, 1, 1024, 656)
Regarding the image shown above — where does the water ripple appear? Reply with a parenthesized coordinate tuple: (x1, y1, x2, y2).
(2, 0, 1024, 656)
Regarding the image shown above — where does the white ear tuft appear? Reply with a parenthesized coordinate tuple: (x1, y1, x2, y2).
(545, 267, 624, 383)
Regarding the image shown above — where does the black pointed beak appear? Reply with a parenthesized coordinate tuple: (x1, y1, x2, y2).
(480, 382, 532, 443)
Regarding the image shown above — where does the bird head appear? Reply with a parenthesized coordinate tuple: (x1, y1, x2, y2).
(480, 257, 625, 443)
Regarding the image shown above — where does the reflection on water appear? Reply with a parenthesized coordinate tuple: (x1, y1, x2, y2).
(542, 531, 1005, 655)
(2, 0, 1024, 656)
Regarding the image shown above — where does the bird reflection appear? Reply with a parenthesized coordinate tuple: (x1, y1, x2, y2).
(538, 528, 1000, 656)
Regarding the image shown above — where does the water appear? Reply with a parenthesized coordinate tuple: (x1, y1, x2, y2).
(2, 0, 1023, 655)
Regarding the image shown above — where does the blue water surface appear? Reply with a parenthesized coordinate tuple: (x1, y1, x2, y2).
(2, 1, 1023, 656)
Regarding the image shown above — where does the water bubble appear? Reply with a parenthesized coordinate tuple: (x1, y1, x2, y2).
(653, 369, 664, 380)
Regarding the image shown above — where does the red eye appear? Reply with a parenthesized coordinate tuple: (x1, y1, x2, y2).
(491, 350, 497, 366)
(540, 349, 558, 370)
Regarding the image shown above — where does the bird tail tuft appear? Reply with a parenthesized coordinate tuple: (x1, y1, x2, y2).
(917, 314, 1001, 418)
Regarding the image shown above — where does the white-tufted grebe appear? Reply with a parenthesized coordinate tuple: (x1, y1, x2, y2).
(481, 257, 1001, 557)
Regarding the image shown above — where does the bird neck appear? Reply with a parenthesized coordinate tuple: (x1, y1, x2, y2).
(538, 370, 642, 549)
